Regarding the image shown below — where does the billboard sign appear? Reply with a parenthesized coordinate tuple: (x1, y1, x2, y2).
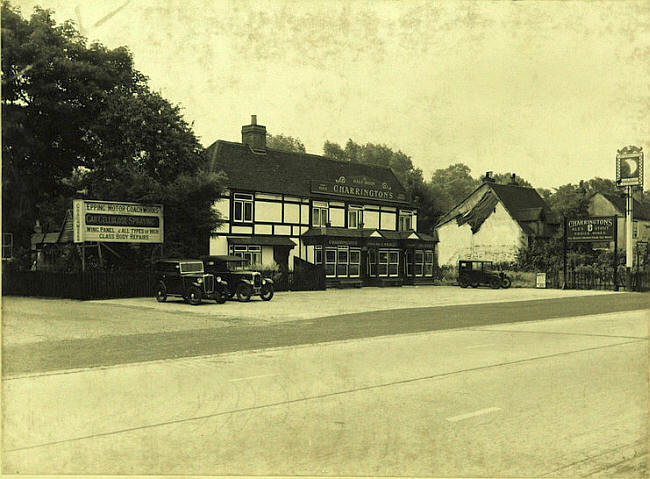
(566, 216, 616, 243)
(73, 200, 164, 243)
(616, 145, 644, 188)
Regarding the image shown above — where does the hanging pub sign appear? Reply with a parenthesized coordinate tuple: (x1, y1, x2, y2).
(566, 216, 616, 242)
(616, 145, 644, 188)
(73, 199, 164, 243)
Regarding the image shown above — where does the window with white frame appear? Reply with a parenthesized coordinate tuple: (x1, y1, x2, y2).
(314, 245, 323, 265)
(348, 206, 363, 229)
(233, 193, 253, 223)
(399, 210, 413, 231)
(424, 250, 434, 276)
(230, 244, 261, 265)
(312, 201, 329, 227)
(323, 246, 360, 278)
(325, 248, 336, 277)
(349, 249, 360, 277)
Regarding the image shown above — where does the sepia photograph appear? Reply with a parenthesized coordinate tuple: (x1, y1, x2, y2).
(2, 0, 649, 476)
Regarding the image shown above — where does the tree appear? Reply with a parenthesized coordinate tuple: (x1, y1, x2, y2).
(2, 2, 223, 262)
(266, 133, 305, 153)
(322, 139, 440, 232)
(429, 163, 480, 215)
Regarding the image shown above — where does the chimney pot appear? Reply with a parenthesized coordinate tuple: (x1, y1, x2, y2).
(241, 115, 266, 150)
(251, 115, 257, 125)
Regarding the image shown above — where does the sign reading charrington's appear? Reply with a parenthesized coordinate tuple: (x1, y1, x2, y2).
(566, 216, 616, 243)
(73, 199, 164, 243)
(311, 178, 407, 203)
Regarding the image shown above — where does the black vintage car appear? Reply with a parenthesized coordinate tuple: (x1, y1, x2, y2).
(201, 255, 274, 302)
(154, 258, 228, 305)
(458, 260, 511, 289)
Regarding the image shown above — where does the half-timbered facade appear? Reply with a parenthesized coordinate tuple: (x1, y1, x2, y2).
(205, 116, 437, 287)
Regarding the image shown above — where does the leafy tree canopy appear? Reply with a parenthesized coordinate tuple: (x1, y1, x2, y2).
(2, 2, 224, 263)
(267, 133, 305, 153)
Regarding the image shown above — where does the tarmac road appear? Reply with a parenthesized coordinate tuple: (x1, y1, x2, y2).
(3, 308, 647, 476)
(3, 292, 648, 376)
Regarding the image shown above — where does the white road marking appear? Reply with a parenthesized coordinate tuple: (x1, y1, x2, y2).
(466, 343, 495, 349)
(446, 407, 502, 422)
(228, 374, 277, 382)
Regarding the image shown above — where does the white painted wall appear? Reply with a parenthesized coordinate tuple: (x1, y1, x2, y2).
(330, 207, 345, 227)
(364, 210, 379, 229)
(300, 204, 309, 225)
(261, 246, 275, 266)
(209, 235, 228, 255)
(254, 224, 272, 235)
(255, 201, 282, 223)
(284, 203, 300, 223)
(380, 211, 396, 230)
(437, 202, 527, 266)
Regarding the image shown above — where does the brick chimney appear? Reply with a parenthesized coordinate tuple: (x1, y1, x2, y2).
(241, 115, 266, 150)
(509, 173, 518, 185)
(483, 171, 495, 183)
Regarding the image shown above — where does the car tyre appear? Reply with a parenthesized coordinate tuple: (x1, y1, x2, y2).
(501, 276, 512, 289)
(459, 276, 469, 288)
(236, 283, 252, 302)
(489, 277, 501, 289)
(187, 286, 203, 305)
(470, 282, 479, 288)
(260, 284, 274, 301)
(214, 289, 226, 304)
(155, 284, 167, 302)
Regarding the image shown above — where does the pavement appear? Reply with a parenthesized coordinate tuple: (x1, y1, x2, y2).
(2, 286, 618, 345)
(3, 309, 647, 476)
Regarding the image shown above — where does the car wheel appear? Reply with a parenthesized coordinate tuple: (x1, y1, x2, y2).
(489, 277, 501, 289)
(260, 284, 274, 301)
(214, 289, 226, 304)
(236, 283, 252, 302)
(187, 286, 203, 305)
(470, 282, 479, 288)
(155, 284, 167, 302)
(501, 276, 512, 289)
(459, 276, 469, 288)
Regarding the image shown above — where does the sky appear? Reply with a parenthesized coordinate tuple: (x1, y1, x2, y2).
(14, 0, 650, 189)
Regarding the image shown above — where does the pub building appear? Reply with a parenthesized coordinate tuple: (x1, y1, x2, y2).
(205, 116, 437, 288)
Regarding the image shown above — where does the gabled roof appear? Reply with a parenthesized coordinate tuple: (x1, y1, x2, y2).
(205, 141, 410, 205)
(598, 192, 650, 221)
(436, 182, 558, 237)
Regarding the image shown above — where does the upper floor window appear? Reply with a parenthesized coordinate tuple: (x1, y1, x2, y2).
(312, 201, 329, 227)
(233, 193, 253, 223)
(348, 206, 363, 229)
(399, 211, 413, 231)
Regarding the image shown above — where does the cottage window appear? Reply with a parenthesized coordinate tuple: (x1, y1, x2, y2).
(388, 251, 399, 276)
(230, 244, 261, 265)
(337, 249, 348, 276)
(325, 248, 336, 277)
(414, 250, 424, 276)
(233, 193, 253, 223)
(399, 211, 413, 231)
(312, 201, 329, 227)
(348, 206, 363, 229)
(349, 249, 361, 277)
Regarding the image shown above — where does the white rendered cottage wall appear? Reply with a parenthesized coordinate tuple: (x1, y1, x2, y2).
(437, 202, 527, 266)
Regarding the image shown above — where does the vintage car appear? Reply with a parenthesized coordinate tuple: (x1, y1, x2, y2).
(458, 260, 511, 289)
(154, 258, 228, 305)
(201, 255, 274, 302)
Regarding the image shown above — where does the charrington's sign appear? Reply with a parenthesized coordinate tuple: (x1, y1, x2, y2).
(311, 177, 407, 203)
(566, 216, 616, 242)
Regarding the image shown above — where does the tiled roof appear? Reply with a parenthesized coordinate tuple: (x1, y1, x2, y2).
(600, 193, 650, 221)
(205, 141, 410, 205)
(302, 227, 437, 242)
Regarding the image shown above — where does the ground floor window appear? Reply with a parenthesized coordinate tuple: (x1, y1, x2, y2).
(229, 244, 261, 265)
(406, 249, 435, 277)
(368, 248, 400, 277)
(322, 246, 361, 278)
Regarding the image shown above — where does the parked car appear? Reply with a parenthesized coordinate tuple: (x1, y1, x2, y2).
(154, 258, 228, 305)
(458, 260, 511, 289)
(201, 255, 274, 302)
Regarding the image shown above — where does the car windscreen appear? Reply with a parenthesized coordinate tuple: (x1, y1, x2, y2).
(180, 262, 204, 274)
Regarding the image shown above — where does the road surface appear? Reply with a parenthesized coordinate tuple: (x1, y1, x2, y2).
(2, 293, 647, 476)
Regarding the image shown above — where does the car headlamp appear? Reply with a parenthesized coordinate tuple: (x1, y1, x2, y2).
(216, 276, 221, 282)
(197, 278, 203, 284)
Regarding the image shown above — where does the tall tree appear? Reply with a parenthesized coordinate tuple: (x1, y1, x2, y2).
(429, 163, 480, 215)
(2, 2, 223, 262)
(266, 133, 306, 153)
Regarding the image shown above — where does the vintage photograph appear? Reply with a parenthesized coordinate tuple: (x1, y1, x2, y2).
(2, 0, 648, 476)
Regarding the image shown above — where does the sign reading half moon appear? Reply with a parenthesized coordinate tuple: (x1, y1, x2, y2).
(616, 147, 644, 187)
